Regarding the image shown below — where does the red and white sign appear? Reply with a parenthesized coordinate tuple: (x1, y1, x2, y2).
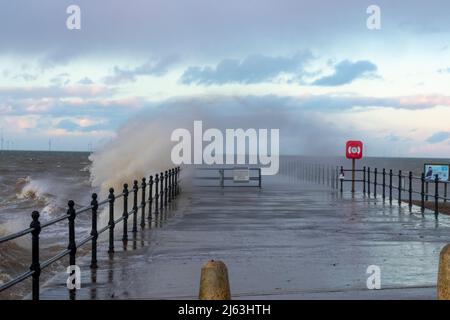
(346, 140, 363, 159)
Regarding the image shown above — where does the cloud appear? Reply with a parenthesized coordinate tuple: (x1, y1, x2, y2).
(438, 67, 450, 74)
(0, 84, 114, 99)
(311, 60, 378, 86)
(13, 73, 38, 82)
(104, 55, 179, 84)
(50, 73, 71, 86)
(426, 131, 450, 143)
(1, 1, 449, 68)
(77, 77, 94, 84)
(180, 51, 313, 85)
(56, 118, 107, 132)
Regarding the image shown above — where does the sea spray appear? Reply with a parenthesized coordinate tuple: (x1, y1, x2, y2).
(88, 95, 346, 195)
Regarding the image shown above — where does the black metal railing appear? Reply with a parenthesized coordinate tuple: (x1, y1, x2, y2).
(195, 167, 262, 188)
(0, 166, 181, 300)
(279, 158, 450, 218)
(352, 166, 449, 217)
(279, 160, 341, 190)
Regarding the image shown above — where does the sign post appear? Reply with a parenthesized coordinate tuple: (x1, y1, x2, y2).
(346, 140, 363, 193)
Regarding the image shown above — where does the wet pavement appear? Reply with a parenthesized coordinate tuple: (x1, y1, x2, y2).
(37, 175, 450, 299)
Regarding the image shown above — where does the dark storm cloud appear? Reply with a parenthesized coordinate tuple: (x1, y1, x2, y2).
(2, 1, 449, 66)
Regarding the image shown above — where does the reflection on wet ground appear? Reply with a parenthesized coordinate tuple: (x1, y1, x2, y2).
(37, 175, 449, 300)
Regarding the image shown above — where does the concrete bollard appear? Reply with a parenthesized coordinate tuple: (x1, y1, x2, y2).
(198, 260, 231, 300)
(438, 244, 450, 300)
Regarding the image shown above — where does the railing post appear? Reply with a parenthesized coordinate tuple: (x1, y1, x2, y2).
(315, 164, 318, 183)
(160, 171, 164, 210)
(141, 178, 147, 227)
(398, 170, 402, 206)
(90, 193, 98, 268)
(408, 171, 413, 209)
(172, 168, 177, 199)
(177, 167, 181, 194)
(67, 200, 76, 296)
(382, 168, 386, 201)
(164, 171, 169, 206)
(67, 200, 76, 263)
(335, 166, 339, 189)
(340, 166, 344, 192)
(108, 188, 115, 254)
(374, 168, 378, 198)
(363, 166, 366, 194)
(132, 180, 138, 233)
(421, 173, 425, 211)
(122, 184, 129, 241)
(330, 166, 334, 189)
(435, 174, 439, 218)
(30, 211, 41, 301)
(328, 164, 331, 187)
(426, 181, 429, 201)
(389, 169, 393, 204)
(258, 168, 262, 188)
(445, 182, 448, 203)
(219, 169, 224, 188)
(170, 168, 175, 200)
(154, 174, 159, 212)
(148, 175, 153, 219)
(322, 165, 325, 185)
(367, 167, 371, 196)
(168, 170, 172, 203)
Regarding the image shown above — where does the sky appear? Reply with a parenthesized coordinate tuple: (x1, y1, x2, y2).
(1, 0, 450, 157)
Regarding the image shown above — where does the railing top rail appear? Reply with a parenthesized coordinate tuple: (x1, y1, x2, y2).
(0, 227, 34, 244)
(197, 167, 262, 171)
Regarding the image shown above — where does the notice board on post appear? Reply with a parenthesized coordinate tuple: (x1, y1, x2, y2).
(424, 164, 449, 181)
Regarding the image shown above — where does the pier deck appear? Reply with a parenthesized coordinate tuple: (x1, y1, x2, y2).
(38, 175, 450, 299)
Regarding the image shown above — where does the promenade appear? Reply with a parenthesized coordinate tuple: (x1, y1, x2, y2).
(37, 175, 449, 299)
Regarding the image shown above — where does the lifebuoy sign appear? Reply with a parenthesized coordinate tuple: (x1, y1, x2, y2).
(346, 140, 363, 159)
